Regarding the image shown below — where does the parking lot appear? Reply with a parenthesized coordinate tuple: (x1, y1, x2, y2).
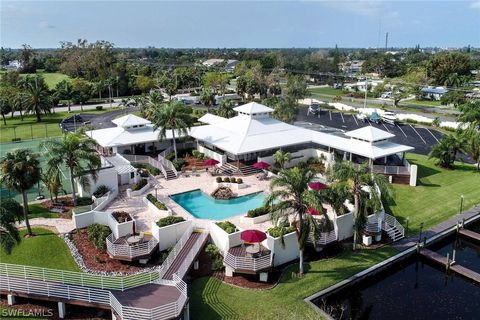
(296, 107, 444, 155)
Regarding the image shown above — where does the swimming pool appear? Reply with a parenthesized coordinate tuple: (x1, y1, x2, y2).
(169, 189, 266, 220)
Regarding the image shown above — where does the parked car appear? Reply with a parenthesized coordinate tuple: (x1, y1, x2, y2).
(356, 113, 368, 122)
(381, 112, 398, 125)
(308, 103, 321, 116)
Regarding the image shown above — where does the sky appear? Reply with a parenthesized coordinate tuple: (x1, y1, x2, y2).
(1, 0, 479, 49)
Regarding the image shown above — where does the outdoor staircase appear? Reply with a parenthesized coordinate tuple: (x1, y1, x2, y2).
(163, 169, 177, 180)
(218, 163, 239, 176)
(382, 213, 405, 242)
(239, 165, 260, 176)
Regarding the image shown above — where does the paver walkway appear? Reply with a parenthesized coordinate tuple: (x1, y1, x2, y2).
(17, 218, 75, 234)
(393, 205, 480, 252)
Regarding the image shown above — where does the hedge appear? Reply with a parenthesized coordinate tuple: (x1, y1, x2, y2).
(156, 216, 185, 228)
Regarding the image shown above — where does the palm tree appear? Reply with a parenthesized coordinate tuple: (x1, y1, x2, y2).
(152, 101, 193, 161)
(13, 91, 25, 121)
(0, 149, 41, 236)
(55, 80, 74, 112)
(200, 89, 216, 112)
(42, 166, 63, 202)
(0, 198, 24, 254)
(272, 101, 296, 123)
(40, 132, 101, 206)
(22, 76, 51, 122)
(265, 167, 329, 274)
(327, 161, 393, 250)
(217, 99, 236, 118)
(320, 182, 350, 216)
(462, 128, 480, 171)
(429, 137, 455, 168)
(140, 91, 164, 120)
(273, 149, 292, 169)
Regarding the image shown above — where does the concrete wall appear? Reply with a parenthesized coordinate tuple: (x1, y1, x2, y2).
(197, 145, 227, 165)
(77, 166, 118, 198)
(143, 196, 172, 217)
(335, 212, 354, 241)
(209, 221, 243, 253)
(263, 232, 299, 267)
(151, 220, 192, 251)
(73, 210, 134, 238)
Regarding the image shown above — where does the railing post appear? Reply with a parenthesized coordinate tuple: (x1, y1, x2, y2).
(43, 269, 45, 282)
(23, 265, 26, 279)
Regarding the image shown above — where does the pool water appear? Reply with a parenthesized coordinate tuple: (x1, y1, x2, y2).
(170, 189, 266, 220)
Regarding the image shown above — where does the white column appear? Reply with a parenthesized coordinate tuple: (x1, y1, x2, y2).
(7, 294, 16, 306)
(259, 272, 269, 282)
(58, 302, 66, 319)
(225, 266, 234, 277)
(183, 302, 190, 320)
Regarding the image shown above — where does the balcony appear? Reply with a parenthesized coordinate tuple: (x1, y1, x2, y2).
(224, 244, 272, 274)
(106, 234, 159, 262)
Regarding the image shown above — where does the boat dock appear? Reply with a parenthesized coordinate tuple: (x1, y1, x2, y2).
(420, 248, 480, 284)
(458, 229, 480, 244)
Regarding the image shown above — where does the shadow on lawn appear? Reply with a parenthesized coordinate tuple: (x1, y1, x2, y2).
(195, 276, 240, 320)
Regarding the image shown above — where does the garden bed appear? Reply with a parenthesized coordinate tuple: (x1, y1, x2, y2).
(72, 229, 142, 273)
(112, 211, 132, 223)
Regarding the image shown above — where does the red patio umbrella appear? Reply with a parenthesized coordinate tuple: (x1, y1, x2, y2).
(308, 182, 329, 190)
(241, 229, 267, 243)
(307, 207, 326, 215)
(253, 161, 271, 170)
(204, 158, 220, 166)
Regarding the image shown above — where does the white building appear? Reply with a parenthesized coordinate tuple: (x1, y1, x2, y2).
(202, 59, 239, 72)
(344, 79, 384, 92)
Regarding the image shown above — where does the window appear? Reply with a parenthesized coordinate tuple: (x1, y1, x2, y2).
(131, 172, 135, 179)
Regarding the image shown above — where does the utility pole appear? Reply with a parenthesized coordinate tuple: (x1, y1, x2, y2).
(385, 32, 389, 51)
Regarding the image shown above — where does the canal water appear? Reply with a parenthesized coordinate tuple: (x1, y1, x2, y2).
(313, 226, 480, 320)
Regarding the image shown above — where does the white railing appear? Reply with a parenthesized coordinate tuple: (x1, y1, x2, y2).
(158, 224, 194, 279)
(372, 164, 410, 175)
(159, 142, 196, 158)
(382, 213, 405, 241)
(0, 263, 160, 292)
(122, 154, 169, 179)
(223, 251, 272, 272)
(174, 231, 209, 279)
(106, 234, 158, 259)
(366, 214, 382, 233)
(158, 154, 178, 178)
(316, 230, 338, 245)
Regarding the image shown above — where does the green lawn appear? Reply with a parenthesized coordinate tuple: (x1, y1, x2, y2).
(401, 99, 442, 107)
(308, 87, 345, 96)
(28, 204, 61, 219)
(0, 109, 110, 143)
(21, 71, 70, 89)
(386, 153, 480, 236)
(190, 246, 396, 320)
(0, 228, 79, 271)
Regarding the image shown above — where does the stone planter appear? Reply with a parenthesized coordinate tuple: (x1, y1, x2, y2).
(143, 196, 172, 217)
(213, 181, 247, 191)
(375, 233, 382, 242)
(362, 235, 373, 246)
(241, 214, 271, 224)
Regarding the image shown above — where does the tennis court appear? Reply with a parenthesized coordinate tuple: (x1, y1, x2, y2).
(0, 139, 72, 202)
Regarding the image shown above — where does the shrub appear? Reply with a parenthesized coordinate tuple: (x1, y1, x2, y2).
(223, 177, 230, 183)
(76, 196, 93, 206)
(205, 244, 224, 271)
(246, 206, 270, 218)
(165, 152, 175, 161)
(146, 194, 168, 210)
(131, 179, 148, 191)
(216, 177, 223, 183)
(172, 158, 185, 171)
(112, 211, 132, 223)
(216, 221, 237, 234)
(156, 216, 185, 228)
(96, 106, 103, 111)
(93, 185, 109, 198)
(87, 224, 111, 249)
(236, 178, 243, 184)
(267, 225, 295, 238)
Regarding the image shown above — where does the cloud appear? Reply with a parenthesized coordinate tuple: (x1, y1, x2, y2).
(470, 0, 480, 9)
(39, 20, 55, 29)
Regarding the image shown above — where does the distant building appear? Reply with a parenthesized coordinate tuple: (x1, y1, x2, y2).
(202, 59, 239, 72)
(420, 87, 448, 101)
(3, 60, 23, 70)
(339, 60, 364, 74)
(344, 79, 384, 92)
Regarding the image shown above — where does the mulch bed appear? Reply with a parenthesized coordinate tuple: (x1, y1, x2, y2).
(0, 296, 110, 319)
(183, 156, 207, 171)
(40, 196, 73, 218)
(72, 229, 142, 273)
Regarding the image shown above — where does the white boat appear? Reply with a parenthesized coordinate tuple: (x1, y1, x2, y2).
(381, 112, 398, 125)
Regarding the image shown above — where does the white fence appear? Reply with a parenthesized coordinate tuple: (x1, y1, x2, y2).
(316, 230, 338, 246)
(106, 234, 158, 259)
(151, 220, 192, 251)
(157, 154, 178, 177)
(122, 154, 168, 179)
(173, 231, 209, 279)
(158, 224, 194, 279)
(223, 251, 272, 272)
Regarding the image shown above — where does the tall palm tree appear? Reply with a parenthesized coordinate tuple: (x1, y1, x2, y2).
(265, 167, 329, 274)
(22, 76, 51, 122)
(13, 91, 25, 121)
(327, 161, 393, 250)
(152, 101, 193, 161)
(0, 149, 41, 236)
(200, 89, 215, 112)
(0, 198, 24, 254)
(462, 128, 480, 171)
(40, 132, 101, 205)
(140, 91, 164, 120)
(55, 80, 74, 112)
(320, 182, 350, 216)
(429, 137, 455, 168)
(273, 149, 292, 169)
(217, 99, 236, 118)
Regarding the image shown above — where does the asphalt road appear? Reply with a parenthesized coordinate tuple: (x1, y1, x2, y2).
(295, 106, 443, 156)
(61, 106, 140, 131)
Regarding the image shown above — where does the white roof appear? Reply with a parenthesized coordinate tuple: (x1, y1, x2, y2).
(345, 126, 395, 142)
(198, 113, 228, 125)
(104, 154, 136, 174)
(190, 114, 413, 159)
(112, 114, 151, 128)
(233, 102, 274, 114)
(86, 124, 183, 148)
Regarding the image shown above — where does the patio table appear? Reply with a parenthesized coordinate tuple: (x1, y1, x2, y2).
(127, 235, 142, 245)
(246, 245, 260, 255)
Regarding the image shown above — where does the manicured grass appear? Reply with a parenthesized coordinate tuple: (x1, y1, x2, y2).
(0, 228, 79, 271)
(386, 153, 480, 236)
(0, 306, 44, 319)
(21, 71, 70, 89)
(401, 99, 442, 107)
(190, 246, 396, 320)
(0, 109, 110, 143)
(308, 87, 345, 96)
(28, 204, 61, 219)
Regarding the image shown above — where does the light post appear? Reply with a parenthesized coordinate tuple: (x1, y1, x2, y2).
(459, 194, 464, 214)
